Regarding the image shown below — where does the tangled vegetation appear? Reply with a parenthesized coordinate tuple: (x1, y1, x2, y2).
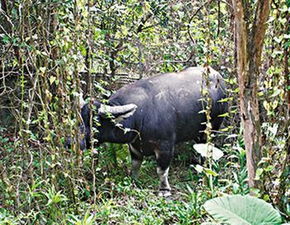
(0, 0, 289, 224)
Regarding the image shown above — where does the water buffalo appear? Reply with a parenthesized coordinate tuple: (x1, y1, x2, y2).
(78, 67, 227, 196)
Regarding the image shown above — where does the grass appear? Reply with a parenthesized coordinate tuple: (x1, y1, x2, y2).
(66, 157, 209, 225)
(0, 128, 249, 224)
(64, 146, 213, 225)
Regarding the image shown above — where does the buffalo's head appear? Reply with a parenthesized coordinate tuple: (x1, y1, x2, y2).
(66, 101, 137, 150)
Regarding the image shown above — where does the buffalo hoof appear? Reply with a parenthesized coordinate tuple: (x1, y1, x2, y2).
(158, 189, 172, 197)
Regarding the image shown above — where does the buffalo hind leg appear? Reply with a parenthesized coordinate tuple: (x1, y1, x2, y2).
(155, 142, 174, 197)
(129, 143, 143, 179)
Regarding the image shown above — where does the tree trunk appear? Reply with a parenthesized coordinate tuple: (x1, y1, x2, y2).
(232, 0, 272, 189)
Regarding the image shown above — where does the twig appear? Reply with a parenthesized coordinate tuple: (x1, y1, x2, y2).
(188, 0, 214, 25)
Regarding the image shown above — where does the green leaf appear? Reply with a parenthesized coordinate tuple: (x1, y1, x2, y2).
(265, 165, 274, 172)
(201, 223, 220, 225)
(1, 34, 10, 44)
(255, 168, 263, 180)
(39, 67, 46, 74)
(204, 168, 218, 177)
(49, 76, 56, 84)
(204, 195, 282, 225)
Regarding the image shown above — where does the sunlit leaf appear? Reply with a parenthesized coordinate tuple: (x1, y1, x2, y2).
(193, 143, 224, 161)
(204, 195, 282, 225)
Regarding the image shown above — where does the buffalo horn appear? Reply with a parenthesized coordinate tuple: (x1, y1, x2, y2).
(98, 104, 137, 116)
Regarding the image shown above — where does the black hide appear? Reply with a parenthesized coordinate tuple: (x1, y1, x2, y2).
(79, 67, 227, 195)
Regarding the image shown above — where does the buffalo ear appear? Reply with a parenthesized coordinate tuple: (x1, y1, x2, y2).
(98, 104, 137, 122)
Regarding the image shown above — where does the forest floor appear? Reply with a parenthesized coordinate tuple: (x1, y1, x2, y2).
(83, 159, 208, 224)
(1, 130, 217, 224)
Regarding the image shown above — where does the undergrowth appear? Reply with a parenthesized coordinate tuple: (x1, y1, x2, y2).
(0, 126, 251, 224)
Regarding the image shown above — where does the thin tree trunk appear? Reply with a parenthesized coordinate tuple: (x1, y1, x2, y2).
(232, 0, 272, 189)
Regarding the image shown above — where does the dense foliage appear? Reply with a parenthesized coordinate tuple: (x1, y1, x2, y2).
(0, 0, 289, 224)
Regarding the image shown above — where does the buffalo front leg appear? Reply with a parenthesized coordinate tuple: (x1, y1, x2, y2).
(129, 143, 143, 179)
(155, 142, 174, 197)
(157, 167, 171, 197)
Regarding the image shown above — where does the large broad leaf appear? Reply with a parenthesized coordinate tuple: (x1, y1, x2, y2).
(193, 143, 224, 161)
(204, 195, 282, 225)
